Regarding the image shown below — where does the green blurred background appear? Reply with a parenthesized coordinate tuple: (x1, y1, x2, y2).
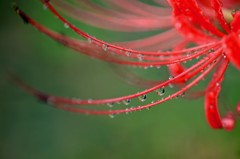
(0, 1, 240, 159)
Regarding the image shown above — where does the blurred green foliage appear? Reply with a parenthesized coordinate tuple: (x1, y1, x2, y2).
(0, 1, 240, 159)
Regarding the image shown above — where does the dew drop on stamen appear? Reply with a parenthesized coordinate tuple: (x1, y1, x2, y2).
(180, 92, 185, 97)
(123, 99, 131, 105)
(102, 44, 108, 51)
(87, 38, 92, 44)
(107, 103, 114, 107)
(125, 108, 129, 115)
(156, 87, 165, 96)
(87, 99, 93, 103)
(137, 106, 142, 111)
(231, 9, 240, 16)
(144, 66, 148, 69)
(169, 76, 174, 80)
(126, 51, 131, 57)
(208, 48, 214, 53)
(185, 8, 190, 13)
(130, 106, 134, 111)
(209, 105, 214, 109)
(169, 84, 174, 88)
(146, 107, 151, 110)
(109, 114, 115, 118)
(43, 4, 48, 10)
(64, 23, 69, 29)
(137, 54, 144, 61)
(168, 76, 174, 88)
(223, 54, 227, 58)
(175, 22, 182, 29)
(138, 94, 147, 102)
(46, 96, 54, 105)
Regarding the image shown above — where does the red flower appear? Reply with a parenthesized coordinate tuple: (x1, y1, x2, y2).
(12, 0, 240, 131)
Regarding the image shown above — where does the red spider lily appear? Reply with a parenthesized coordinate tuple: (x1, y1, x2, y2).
(12, 0, 240, 131)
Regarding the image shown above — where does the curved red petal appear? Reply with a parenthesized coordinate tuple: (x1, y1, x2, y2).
(205, 59, 229, 129)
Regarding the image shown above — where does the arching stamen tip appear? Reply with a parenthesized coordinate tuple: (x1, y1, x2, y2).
(12, 4, 29, 24)
(11, 2, 20, 14)
(222, 112, 236, 132)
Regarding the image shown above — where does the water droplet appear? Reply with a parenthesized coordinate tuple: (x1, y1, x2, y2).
(156, 87, 165, 96)
(208, 48, 214, 53)
(146, 107, 150, 110)
(109, 114, 115, 118)
(168, 76, 174, 88)
(126, 51, 131, 57)
(102, 44, 108, 51)
(180, 92, 185, 97)
(125, 108, 129, 115)
(137, 106, 142, 111)
(223, 54, 227, 58)
(168, 83, 174, 88)
(231, 9, 239, 16)
(137, 54, 144, 61)
(43, 4, 48, 10)
(46, 97, 54, 105)
(138, 94, 147, 102)
(107, 103, 114, 107)
(185, 8, 190, 13)
(123, 99, 131, 105)
(64, 23, 69, 29)
(130, 106, 134, 111)
(169, 76, 174, 80)
(87, 38, 92, 44)
(175, 22, 182, 29)
(87, 99, 93, 103)
(209, 105, 214, 109)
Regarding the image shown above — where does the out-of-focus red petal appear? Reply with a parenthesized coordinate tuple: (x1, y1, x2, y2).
(223, 33, 240, 70)
(169, 0, 225, 37)
(231, 11, 240, 33)
(211, 0, 230, 33)
(174, 15, 216, 43)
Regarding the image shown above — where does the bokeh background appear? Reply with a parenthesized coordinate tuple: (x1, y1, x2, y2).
(1, 1, 240, 159)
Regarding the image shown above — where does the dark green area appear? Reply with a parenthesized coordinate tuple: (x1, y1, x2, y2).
(0, 1, 240, 159)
